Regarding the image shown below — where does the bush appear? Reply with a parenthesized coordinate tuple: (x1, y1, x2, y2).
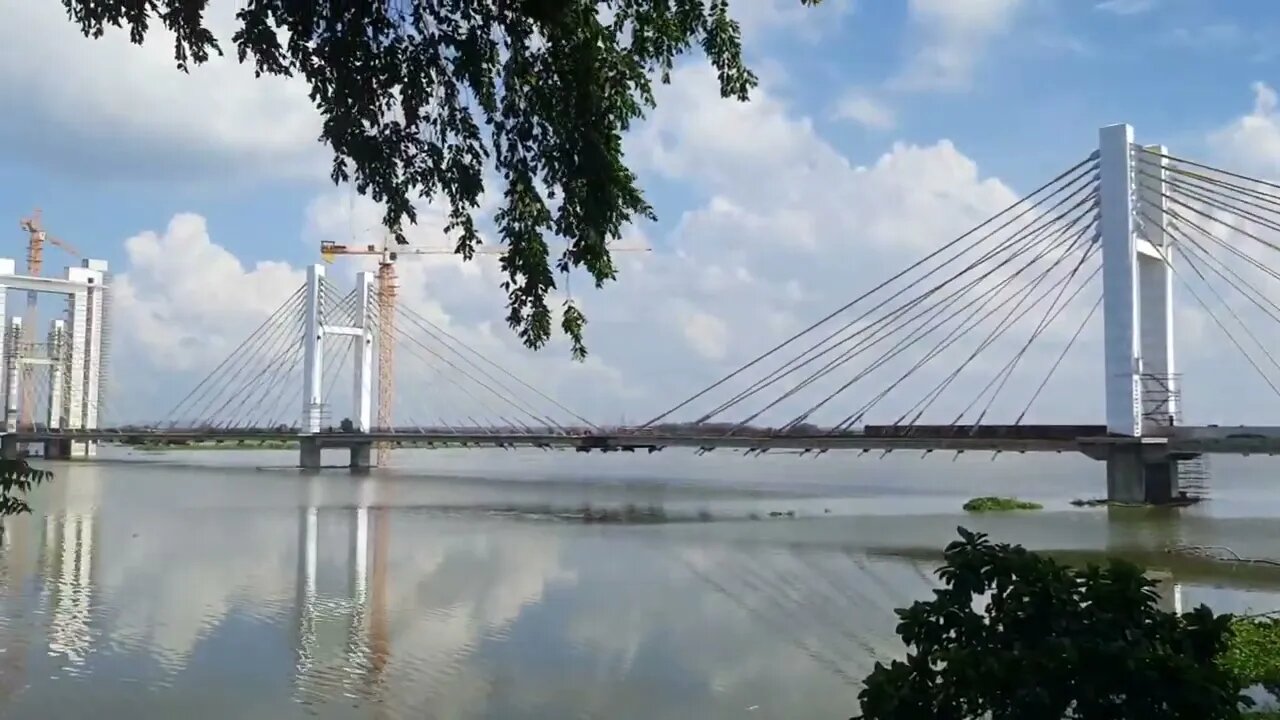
(962, 496, 1043, 512)
(853, 527, 1250, 719)
(1224, 616, 1280, 702)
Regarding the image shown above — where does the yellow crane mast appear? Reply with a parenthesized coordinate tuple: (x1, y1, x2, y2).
(17, 210, 82, 430)
(319, 238, 650, 467)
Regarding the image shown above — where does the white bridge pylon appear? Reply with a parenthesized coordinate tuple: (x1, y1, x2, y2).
(302, 264, 375, 434)
(0, 258, 109, 457)
(1100, 124, 1177, 437)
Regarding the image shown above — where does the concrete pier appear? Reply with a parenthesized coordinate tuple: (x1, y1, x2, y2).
(1, 434, 18, 461)
(299, 437, 322, 471)
(349, 443, 373, 472)
(43, 439, 70, 460)
(1105, 445, 1179, 504)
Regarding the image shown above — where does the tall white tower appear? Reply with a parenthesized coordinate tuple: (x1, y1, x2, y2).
(300, 265, 375, 433)
(1098, 124, 1176, 436)
(0, 258, 109, 457)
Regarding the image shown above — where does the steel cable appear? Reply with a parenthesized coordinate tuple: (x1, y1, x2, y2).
(639, 154, 1100, 428)
(703, 184, 1102, 427)
(162, 287, 304, 426)
(779, 209, 1098, 432)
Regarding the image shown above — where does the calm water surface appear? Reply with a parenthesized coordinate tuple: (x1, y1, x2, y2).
(0, 447, 1278, 719)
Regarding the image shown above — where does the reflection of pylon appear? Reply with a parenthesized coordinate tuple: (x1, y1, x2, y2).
(375, 262, 397, 467)
(367, 506, 390, 688)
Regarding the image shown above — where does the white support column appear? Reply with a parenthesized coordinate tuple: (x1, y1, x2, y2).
(65, 280, 88, 440)
(81, 261, 107, 436)
(353, 271, 375, 432)
(1136, 145, 1177, 428)
(0, 260, 12, 397)
(4, 318, 21, 433)
(66, 265, 104, 457)
(302, 265, 326, 433)
(47, 320, 66, 430)
(1099, 124, 1143, 437)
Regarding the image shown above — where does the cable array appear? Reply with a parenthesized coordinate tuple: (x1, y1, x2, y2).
(162, 287, 307, 429)
(642, 154, 1104, 435)
(356, 283, 594, 436)
(158, 268, 588, 435)
(1134, 146, 1280, 407)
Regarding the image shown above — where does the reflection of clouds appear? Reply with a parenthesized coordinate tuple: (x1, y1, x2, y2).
(98, 519, 297, 672)
(364, 520, 571, 717)
(87, 467, 303, 671)
(548, 540, 937, 716)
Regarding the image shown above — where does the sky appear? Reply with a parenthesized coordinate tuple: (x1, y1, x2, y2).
(2, 0, 1280, 427)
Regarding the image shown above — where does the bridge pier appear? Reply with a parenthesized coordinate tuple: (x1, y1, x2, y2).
(1104, 445, 1179, 505)
(349, 442, 373, 473)
(44, 439, 71, 460)
(299, 437, 322, 471)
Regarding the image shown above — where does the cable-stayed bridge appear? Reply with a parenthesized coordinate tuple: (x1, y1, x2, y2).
(11, 123, 1280, 504)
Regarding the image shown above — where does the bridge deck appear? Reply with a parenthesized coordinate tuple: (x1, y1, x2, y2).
(10, 425, 1280, 456)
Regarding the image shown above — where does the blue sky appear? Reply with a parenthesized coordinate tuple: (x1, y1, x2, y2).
(0, 0, 1279, 425)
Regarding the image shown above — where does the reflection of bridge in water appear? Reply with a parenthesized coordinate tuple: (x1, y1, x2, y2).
(0, 473, 402, 711)
(294, 478, 392, 705)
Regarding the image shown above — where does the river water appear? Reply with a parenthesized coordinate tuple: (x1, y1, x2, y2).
(0, 446, 1278, 719)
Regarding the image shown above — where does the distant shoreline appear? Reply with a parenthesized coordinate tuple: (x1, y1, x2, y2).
(130, 440, 300, 451)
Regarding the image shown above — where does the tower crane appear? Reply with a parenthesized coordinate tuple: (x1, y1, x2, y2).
(18, 210, 82, 429)
(318, 238, 651, 466)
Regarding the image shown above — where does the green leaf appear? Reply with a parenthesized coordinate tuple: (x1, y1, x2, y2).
(0, 458, 50, 518)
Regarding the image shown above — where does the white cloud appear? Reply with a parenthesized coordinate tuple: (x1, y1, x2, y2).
(682, 312, 732, 361)
(730, 0, 855, 43)
(112, 214, 304, 370)
(1208, 82, 1280, 179)
(0, 1, 323, 179)
(894, 0, 1024, 92)
(833, 90, 897, 130)
(0, 0, 850, 181)
(1095, 0, 1156, 15)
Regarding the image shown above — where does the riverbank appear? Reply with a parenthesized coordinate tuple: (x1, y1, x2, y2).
(129, 440, 300, 451)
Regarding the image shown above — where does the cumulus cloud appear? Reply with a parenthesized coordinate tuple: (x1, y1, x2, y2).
(729, 0, 855, 43)
(112, 214, 304, 369)
(894, 0, 1024, 92)
(1208, 82, 1280, 179)
(1095, 0, 1157, 15)
(832, 90, 897, 131)
(0, 1, 322, 179)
